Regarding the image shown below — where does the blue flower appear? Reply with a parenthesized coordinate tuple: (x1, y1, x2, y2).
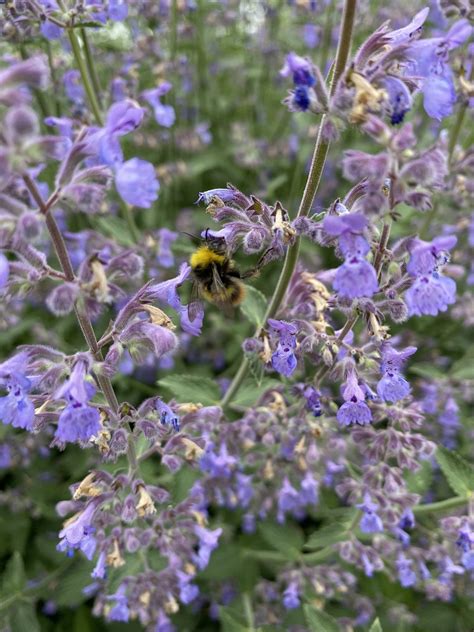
(396, 554, 417, 587)
(200, 442, 237, 479)
(194, 525, 222, 570)
(337, 370, 372, 427)
(143, 83, 176, 128)
(0, 354, 35, 431)
(177, 571, 199, 604)
(405, 273, 456, 317)
(54, 361, 101, 444)
(280, 52, 316, 87)
(271, 343, 297, 377)
(155, 399, 180, 431)
(107, 585, 130, 622)
(383, 76, 413, 125)
(282, 582, 300, 610)
(323, 212, 379, 299)
(333, 256, 378, 299)
(108, 0, 128, 20)
(58, 501, 97, 554)
(356, 493, 384, 533)
(115, 158, 160, 208)
(407, 20, 473, 120)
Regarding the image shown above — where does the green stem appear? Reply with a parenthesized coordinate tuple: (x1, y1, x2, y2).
(220, 0, 357, 409)
(80, 28, 102, 106)
(242, 593, 255, 632)
(65, 25, 103, 125)
(123, 204, 141, 243)
(413, 495, 468, 515)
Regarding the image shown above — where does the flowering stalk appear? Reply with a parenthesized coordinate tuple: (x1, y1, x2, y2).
(221, 0, 358, 409)
(21, 173, 138, 474)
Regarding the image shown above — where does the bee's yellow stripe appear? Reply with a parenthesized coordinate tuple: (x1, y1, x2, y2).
(190, 246, 225, 268)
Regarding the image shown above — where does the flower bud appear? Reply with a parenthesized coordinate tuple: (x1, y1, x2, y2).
(17, 211, 42, 240)
(4, 106, 39, 145)
(243, 227, 266, 253)
(46, 283, 79, 316)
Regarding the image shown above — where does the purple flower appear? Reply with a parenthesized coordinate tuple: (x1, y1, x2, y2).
(63, 70, 84, 104)
(146, 263, 202, 336)
(143, 84, 176, 128)
(200, 443, 237, 478)
(91, 100, 145, 166)
(196, 187, 243, 205)
(280, 52, 316, 87)
(0, 354, 35, 431)
(268, 319, 298, 377)
(356, 493, 384, 533)
(376, 344, 416, 403)
(302, 24, 319, 49)
(54, 361, 101, 444)
(408, 20, 473, 120)
(383, 76, 413, 125)
(407, 236, 457, 276)
(107, 585, 130, 622)
(337, 370, 372, 427)
(91, 551, 107, 579)
(323, 213, 378, 298)
(406, 237, 457, 316)
(108, 0, 128, 20)
(271, 344, 297, 377)
(177, 571, 199, 604)
(277, 478, 300, 523)
(194, 525, 223, 569)
(405, 273, 456, 316)
(115, 158, 160, 208)
(58, 501, 97, 552)
(157, 228, 178, 267)
(282, 582, 300, 610)
(333, 256, 378, 299)
(396, 554, 417, 587)
(156, 399, 180, 431)
(387, 8, 429, 45)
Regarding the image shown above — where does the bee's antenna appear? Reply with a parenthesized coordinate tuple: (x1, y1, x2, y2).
(179, 231, 202, 243)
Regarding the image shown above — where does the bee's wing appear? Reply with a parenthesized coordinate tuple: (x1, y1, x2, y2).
(211, 263, 227, 295)
(188, 281, 203, 322)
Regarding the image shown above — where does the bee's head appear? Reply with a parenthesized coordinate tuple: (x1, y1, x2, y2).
(203, 228, 228, 255)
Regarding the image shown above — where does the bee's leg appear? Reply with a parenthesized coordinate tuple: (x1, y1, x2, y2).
(241, 247, 275, 279)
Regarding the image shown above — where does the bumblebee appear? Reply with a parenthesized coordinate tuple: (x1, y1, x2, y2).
(189, 232, 248, 312)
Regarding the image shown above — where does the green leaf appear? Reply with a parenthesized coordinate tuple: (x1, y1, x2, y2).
(72, 20, 105, 28)
(219, 607, 248, 632)
(451, 353, 474, 380)
(89, 21, 133, 51)
(369, 618, 383, 632)
(435, 446, 474, 496)
(410, 363, 445, 379)
(53, 560, 93, 607)
(303, 605, 341, 632)
(9, 603, 40, 632)
(304, 523, 349, 550)
(94, 216, 135, 247)
(258, 522, 304, 561)
(158, 374, 220, 405)
(1, 552, 26, 597)
(232, 378, 280, 408)
(240, 286, 267, 328)
(406, 459, 433, 496)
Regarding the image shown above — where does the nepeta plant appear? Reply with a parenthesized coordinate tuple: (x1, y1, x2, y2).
(0, 1, 473, 631)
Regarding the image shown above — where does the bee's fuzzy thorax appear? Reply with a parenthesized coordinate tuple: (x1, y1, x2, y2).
(190, 246, 226, 269)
